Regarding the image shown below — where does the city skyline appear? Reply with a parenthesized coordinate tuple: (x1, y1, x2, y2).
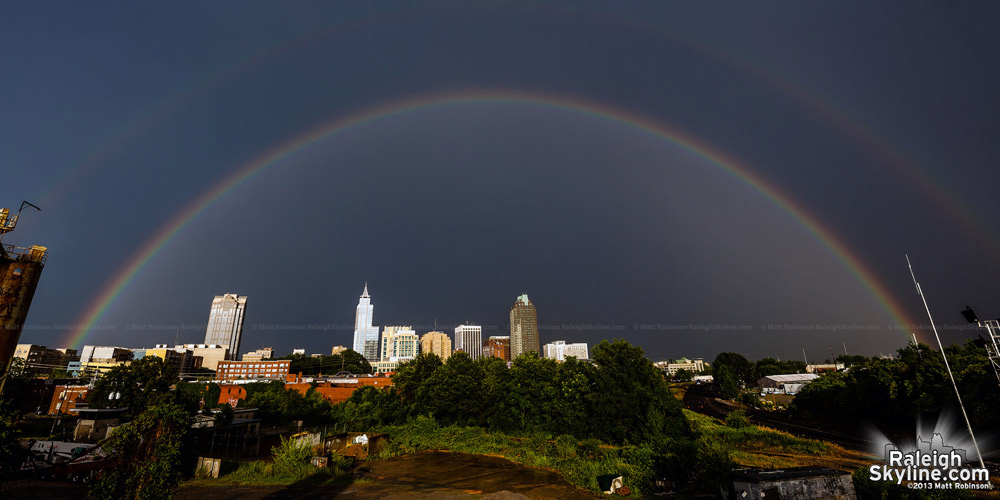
(3, 4, 998, 365)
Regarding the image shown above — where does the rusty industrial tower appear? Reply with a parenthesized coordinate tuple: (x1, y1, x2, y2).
(0, 202, 46, 395)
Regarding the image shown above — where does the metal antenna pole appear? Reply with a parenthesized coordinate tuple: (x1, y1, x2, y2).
(906, 255, 984, 468)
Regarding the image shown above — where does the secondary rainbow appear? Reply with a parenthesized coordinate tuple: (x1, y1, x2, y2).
(64, 89, 918, 348)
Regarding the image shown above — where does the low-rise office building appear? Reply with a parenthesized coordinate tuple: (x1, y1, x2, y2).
(215, 360, 290, 381)
(542, 341, 589, 361)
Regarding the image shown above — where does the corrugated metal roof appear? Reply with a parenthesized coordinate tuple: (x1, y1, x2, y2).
(761, 373, 819, 383)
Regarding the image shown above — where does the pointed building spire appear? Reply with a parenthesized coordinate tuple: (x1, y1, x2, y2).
(362, 281, 369, 298)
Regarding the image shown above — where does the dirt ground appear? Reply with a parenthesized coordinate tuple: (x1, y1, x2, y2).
(4, 451, 601, 500)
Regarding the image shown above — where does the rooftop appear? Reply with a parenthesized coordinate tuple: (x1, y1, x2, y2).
(734, 466, 850, 482)
(760, 373, 819, 383)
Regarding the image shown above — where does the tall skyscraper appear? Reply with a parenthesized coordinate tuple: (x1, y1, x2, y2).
(203, 294, 247, 360)
(509, 293, 538, 360)
(352, 283, 380, 361)
(454, 324, 483, 359)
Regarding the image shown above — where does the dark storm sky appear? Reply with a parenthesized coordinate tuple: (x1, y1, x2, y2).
(3, 2, 999, 362)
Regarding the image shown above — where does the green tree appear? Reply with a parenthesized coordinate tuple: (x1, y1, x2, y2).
(88, 402, 191, 500)
(0, 400, 25, 472)
(89, 357, 178, 419)
(715, 365, 739, 400)
(477, 356, 519, 431)
(754, 358, 806, 377)
(279, 350, 372, 376)
(419, 352, 484, 426)
(712, 352, 756, 387)
(213, 403, 234, 426)
(337, 385, 405, 430)
(244, 380, 334, 427)
(174, 381, 221, 414)
(725, 409, 751, 428)
(507, 352, 558, 431)
(392, 353, 443, 415)
(673, 368, 693, 382)
(549, 357, 596, 437)
(589, 340, 689, 444)
(0, 358, 33, 415)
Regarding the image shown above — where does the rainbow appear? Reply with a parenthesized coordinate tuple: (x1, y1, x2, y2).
(36, 5, 997, 258)
(63, 89, 918, 348)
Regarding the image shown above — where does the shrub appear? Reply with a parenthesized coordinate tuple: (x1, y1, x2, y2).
(554, 434, 577, 458)
(577, 437, 603, 458)
(725, 409, 751, 429)
(272, 436, 314, 476)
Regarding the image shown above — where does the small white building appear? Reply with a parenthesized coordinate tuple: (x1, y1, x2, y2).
(542, 341, 588, 361)
(655, 357, 705, 376)
(758, 373, 819, 394)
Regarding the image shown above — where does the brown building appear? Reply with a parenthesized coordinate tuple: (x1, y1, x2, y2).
(49, 385, 90, 415)
(484, 336, 511, 361)
(0, 241, 47, 391)
(509, 294, 538, 360)
(215, 360, 290, 381)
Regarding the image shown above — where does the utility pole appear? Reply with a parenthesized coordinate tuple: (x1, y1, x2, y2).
(802, 349, 809, 365)
(906, 255, 984, 468)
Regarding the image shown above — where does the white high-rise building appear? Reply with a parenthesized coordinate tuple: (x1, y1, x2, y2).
(454, 324, 483, 359)
(352, 283, 380, 361)
(204, 294, 247, 360)
(380, 326, 419, 362)
(542, 340, 588, 361)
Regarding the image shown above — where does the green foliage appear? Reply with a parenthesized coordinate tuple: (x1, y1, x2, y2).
(243, 380, 334, 427)
(792, 342, 999, 430)
(738, 392, 761, 408)
(89, 357, 178, 419)
(712, 352, 756, 386)
(174, 381, 221, 414)
(0, 400, 25, 472)
(686, 410, 831, 456)
(588, 340, 690, 445)
(88, 402, 191, 500)
(851, 466, 972, 500)
(335, 385, 406, 429)
(375, 419, 668, 494)
(836, 354, 868, 367)
(207, 439, 349, 486)
(1, 358, 33, 413)
(343, 339, 698, 494)
(716, 365, 740, 400)
(754, 357, 806, 377)
(272, 435, 313, 476)
(690, 438, 734, 489)
(725, 409, 751, 429)
(392, 353, 442, 410)
(277, 350, 372, 375)
(553, 434, 577, 458)
(577, 437, 603, 458)
(213, 403, 234, 426)
(673, 368, 693, 382)
(420, 352, 485, 426)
